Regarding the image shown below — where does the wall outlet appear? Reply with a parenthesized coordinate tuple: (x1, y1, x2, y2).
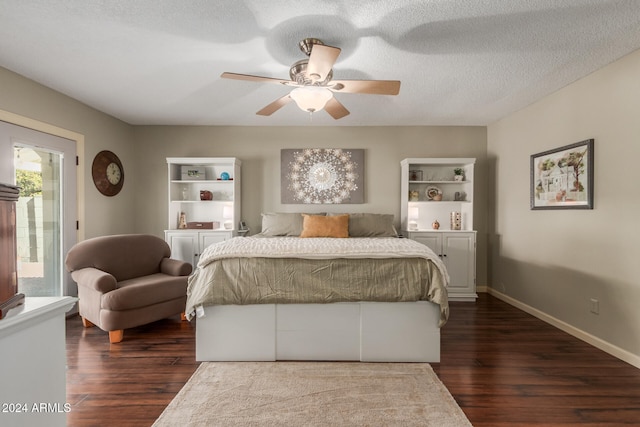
(590, 298, 599, 315)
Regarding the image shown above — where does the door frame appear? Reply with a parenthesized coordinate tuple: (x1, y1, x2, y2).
(1, 109, 85, 298)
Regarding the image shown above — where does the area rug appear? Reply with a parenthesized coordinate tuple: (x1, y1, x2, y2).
(153, 362, 472, 426)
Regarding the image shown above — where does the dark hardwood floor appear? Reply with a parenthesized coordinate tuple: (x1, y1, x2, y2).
(434, 294, 640, 426)
(65, 294, 640, 426)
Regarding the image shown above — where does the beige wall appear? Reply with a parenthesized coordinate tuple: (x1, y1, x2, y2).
(132, 125, 488, 284)
(0, 68, 488, 285)
(0, 67, 136, 238)
(0, 67, 489, 290)
(487, 49, 640, 365)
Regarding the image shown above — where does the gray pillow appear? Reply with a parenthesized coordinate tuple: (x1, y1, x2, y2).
(328, 213, 398, 237)
(259, 212, 304, 236)
(259, 212, 326, 236)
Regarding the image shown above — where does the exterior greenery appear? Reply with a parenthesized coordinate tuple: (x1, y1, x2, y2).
(16, 170, 42, 197)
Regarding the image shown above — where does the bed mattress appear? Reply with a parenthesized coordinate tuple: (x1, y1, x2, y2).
(186, 236, 450, 325)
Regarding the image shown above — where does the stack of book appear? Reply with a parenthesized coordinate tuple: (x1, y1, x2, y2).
(0, 183, 19, 202)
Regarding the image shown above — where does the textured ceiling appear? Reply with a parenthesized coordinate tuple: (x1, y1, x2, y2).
(2, 0, 640, 126)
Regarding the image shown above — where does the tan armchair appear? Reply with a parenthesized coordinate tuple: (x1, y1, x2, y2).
(65, 234, 192, 343)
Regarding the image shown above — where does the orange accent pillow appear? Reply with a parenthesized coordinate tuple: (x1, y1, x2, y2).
(299, 214, 349, 238)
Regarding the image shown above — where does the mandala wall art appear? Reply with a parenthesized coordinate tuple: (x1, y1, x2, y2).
(281, 148, 364, 204)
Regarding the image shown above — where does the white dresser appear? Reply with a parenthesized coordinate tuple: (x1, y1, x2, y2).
(0, 297, 76, 427)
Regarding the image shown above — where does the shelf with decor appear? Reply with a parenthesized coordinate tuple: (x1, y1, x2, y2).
(402, 158, 475, 231)
(165, 157, 241, 266)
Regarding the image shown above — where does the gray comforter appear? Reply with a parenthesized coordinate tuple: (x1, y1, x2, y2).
(186, 237, 450, 326)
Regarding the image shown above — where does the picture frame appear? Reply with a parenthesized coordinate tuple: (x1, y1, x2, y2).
(180, 165, 205, 180)
(281, 148, 364, 204)
(409, 170, 423, 181)
(530, 139, 594, 210)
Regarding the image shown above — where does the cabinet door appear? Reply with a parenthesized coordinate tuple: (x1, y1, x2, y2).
(165, 232, 198, 266)
(411, 234, 442, 256)
(442, 233, 475, 294)
(199, 232, 230, 253)
(407, 231, 476, 301)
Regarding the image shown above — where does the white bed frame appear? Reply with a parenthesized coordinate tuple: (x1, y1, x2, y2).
(195, 301, 441, 362)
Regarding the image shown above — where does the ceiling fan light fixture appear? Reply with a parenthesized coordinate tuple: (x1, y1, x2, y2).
(290, 86, 333, 113)
(221, 38, 399, 120)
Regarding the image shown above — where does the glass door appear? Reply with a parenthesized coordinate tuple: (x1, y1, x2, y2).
(0, 120, 77, 298)
(14, 146, 64, 296)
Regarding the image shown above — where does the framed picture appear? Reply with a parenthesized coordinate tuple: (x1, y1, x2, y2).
(530, 139, 594, 210)
(180, 165, 205, 180)
(409, 170, 423, 181)
(281, 148, 364, 204)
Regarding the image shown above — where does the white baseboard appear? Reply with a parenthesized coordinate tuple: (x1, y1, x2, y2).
(487, 288, 640, 370)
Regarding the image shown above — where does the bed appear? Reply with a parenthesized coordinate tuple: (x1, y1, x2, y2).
(185, 213, 450, 362)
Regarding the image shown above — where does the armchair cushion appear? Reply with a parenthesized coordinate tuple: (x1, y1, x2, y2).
(161, 257, 193, 276)
(101, 273, 188, 311)
(70, 267, 117, 293)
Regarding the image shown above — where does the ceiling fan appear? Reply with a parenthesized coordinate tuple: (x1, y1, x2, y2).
(221, 38, 401, 120)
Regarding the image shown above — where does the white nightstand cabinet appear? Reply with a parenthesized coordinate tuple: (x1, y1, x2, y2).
(165, 230, 231, 267)
(407, 231, 477, 301)
(401, 158, 477, 301)
(164, 157, 240, 265)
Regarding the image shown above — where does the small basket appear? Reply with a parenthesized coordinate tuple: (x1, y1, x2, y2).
(186, 221, 219, 229)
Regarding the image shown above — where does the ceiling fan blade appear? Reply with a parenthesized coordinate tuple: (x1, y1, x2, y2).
(324, 97, 350, 120)
(306, 44, 341, 82)
(256, 94, 293, 116)
(329, 79, 401, 95)
(221, 72, 291, 86)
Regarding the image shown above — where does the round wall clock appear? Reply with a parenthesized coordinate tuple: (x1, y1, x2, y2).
(92, 150, 124, 196)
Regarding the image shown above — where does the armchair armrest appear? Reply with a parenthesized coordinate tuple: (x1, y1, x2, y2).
(160, 257, 192, 276)
(71, 267, 117, 293)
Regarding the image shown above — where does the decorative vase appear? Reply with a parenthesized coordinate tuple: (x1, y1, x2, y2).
(432, 220, 440, 230)
(450, 212, 461, 230)
(178, 212, 187, 229)
(454, 175, 463, 182)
